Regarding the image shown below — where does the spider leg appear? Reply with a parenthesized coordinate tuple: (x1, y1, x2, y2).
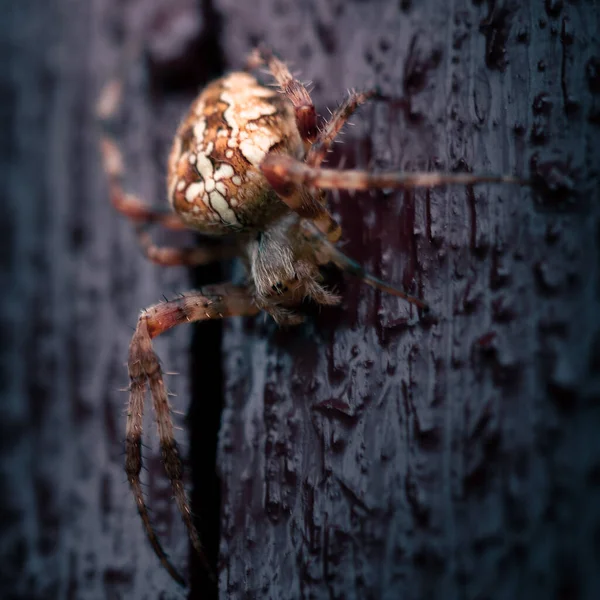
(300, 221, 428, 310)
(96, 38, 189, 233)
(261, 154, 530, 191)
(253, 46, 318, 145)
(99, 137, 188, 230)
(260, 157, 342, 242)
(134, 225, 240, 267)
(127, 354, 186, 586)
(127, 284, 259, 585)
(243, 47, 263, 72)
(307, 89, 375, 168)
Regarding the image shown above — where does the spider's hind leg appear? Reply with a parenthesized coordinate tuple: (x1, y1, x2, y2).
(96, 37, 189, 233)
(98, 137, 188, 231)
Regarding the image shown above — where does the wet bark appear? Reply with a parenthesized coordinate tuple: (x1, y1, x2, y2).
(1, 0, 214, 598)
(1, 1, 599, 600)
(216, 1, 600, 599)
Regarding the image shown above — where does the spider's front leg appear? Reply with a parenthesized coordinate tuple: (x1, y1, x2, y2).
(262, 154, 529, 193)
(306, 89, 375, 168)
(263, 152, 527, 310)
(253, 46, 318, 145)
(261, 153, 528, 243)
(126, 284, 259, 585)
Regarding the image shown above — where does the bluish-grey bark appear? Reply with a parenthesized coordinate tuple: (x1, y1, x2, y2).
(216, 1, 600, 599)
(1, 1, 599, 600)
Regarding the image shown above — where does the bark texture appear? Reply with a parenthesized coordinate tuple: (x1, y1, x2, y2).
(1, 0, 216, 598)
(1, 1, 599, 600)
(216, 1, 600, 599)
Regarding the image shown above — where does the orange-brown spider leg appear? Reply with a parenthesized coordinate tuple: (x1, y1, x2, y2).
(262, 154, 527, 305)
(96, 38, 189, 232)
(263, 90, 376, 230)
(261, 154, 530, 192)
(134, 225, 240, 267)
(261, 159, 342, 242)
(307, 89, 375, 168)
(98, 136, 188, 231)
(255, 46, 318, 145)
(127, 284, 259, 586)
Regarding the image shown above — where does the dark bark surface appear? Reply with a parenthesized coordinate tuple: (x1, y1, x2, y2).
(1, 1, 599, 600)
(216, 1, 600, 599)
(1, 1, 212, 598)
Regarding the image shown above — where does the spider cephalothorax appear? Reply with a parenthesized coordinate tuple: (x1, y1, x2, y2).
(97, 46, 526, 586)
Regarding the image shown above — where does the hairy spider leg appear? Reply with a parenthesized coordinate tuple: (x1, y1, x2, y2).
(306, 89, 375, 168)
(264, 152, 527, 308)
(127, 285, 259, 586)
(95, 34, 189, 231)
(254, 46, 318, 145)
(98, 136, 189, 231)
(97, 39, 249, 586)
(252, 47, 346, 241)
(96, 44, 242, 266)
(262, 88, 374, 237)
(260, 154, 529, 191)
(255, 84, 428, 307)
(134, 224, 240, 267)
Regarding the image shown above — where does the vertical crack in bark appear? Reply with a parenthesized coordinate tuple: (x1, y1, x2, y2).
(188, 1, 226, 597)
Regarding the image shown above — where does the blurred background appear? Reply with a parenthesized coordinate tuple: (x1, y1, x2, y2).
(2, 1, 600, 599)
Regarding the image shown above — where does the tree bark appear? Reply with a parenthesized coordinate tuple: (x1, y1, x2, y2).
(1, 0, 217, 598)
(1, 1, 599, 600)
(215, 1, 600, 599)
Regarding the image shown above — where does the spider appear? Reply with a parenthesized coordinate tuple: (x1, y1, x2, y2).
(97, 45, 526, 586)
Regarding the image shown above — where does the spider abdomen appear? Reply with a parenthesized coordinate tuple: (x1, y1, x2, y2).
(167, 72, 303, 234)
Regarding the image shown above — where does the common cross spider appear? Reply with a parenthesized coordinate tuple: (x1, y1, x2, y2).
(97, 45, 526, 586)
